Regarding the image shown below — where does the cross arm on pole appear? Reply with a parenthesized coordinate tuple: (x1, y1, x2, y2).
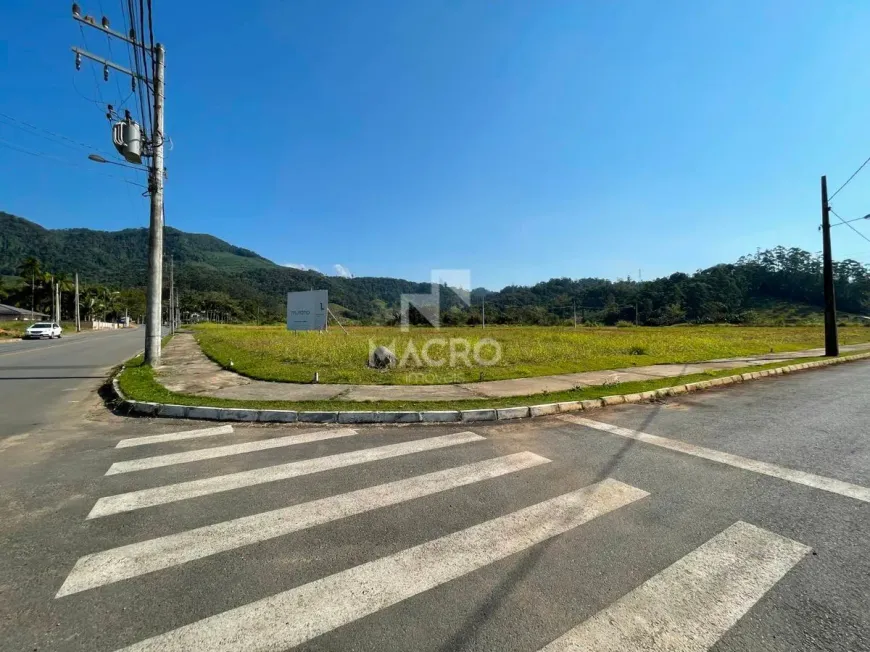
(72, 13, 152, 51)
(71, 47, 147, 82)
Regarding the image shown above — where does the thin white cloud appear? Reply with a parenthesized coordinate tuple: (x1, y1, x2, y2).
(333, 264, 352, 278)
(282, 263, 320, 272)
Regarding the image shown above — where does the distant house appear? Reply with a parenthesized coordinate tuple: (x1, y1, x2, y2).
(0, 304, 49, 322)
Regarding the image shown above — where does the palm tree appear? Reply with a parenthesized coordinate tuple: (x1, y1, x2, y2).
(81, 287, 99, 322)
(102, 287, 119, 320)
(17, 256, 41, 320)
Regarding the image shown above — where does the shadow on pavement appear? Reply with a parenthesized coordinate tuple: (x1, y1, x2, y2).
(439, 362, 686, 651)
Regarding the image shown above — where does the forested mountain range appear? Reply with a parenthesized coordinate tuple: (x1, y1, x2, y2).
(2, 211, 868, 325)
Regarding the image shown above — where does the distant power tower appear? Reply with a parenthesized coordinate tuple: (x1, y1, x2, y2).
(71, 2, 167, 365)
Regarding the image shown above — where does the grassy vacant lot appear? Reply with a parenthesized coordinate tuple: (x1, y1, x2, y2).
(192, 324, 870, 385)
(119, 353, 841, 413)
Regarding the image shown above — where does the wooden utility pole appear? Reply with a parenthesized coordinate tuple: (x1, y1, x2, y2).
(573, 300, 577, 328)
(482, 296, 486, 329)
(821, 175, 839, 356)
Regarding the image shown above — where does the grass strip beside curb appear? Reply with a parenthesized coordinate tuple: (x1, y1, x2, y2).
(114, 352, 870, 421)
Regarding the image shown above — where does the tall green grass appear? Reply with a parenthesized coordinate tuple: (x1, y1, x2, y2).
(192, 324, 870, 385)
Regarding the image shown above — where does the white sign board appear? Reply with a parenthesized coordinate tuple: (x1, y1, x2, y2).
(287, 290, 328, 331)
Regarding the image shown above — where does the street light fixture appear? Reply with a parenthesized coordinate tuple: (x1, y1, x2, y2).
(830, 213, 870, 227)
(87, 153, 145, 171)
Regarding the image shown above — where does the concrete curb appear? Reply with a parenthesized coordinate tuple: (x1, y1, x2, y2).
(110, 352, 870, 424)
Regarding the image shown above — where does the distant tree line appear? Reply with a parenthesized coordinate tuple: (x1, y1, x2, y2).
(0, 257, 283, 325)
(3, 246, 868, 327)
(0, 256, 140, 322)
(387, 246, 870, 327)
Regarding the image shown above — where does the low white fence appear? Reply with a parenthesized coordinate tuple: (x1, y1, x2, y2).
(91, 321, 129, 330)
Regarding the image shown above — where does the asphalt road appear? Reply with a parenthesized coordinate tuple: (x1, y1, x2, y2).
(1, 355, 868, 651)
(0, 327, 146, 437)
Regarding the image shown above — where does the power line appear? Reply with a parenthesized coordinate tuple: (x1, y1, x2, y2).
(98, 0, 130, 111)
(829, 153, 870, 201)
(137, 0, 154, 134)
(829, 207, 870, 246)
(124, 0, 151, 135)
(147, 0, 155, 57)
(78, 23, 106, 109)
(119, 0, 143, 125)
(72, 71, 106, 109)
(0, 138, 146, 188)
(0, 112, 116, 158)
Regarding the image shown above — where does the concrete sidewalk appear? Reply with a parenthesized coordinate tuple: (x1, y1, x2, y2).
(154, 333, 870, 403)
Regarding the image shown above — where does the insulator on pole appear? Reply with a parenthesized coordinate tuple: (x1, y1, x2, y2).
(103, 64, 109, 81)
(101, 16, 110, 29)
(75, 51, 82, 70)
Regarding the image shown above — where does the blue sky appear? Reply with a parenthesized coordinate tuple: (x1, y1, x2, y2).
(3, 1, 870, 290)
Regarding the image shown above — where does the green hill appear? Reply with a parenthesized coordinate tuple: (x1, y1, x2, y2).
(0, 211, 433, 321)
(0, 211, 276, 286)
(2, 210, 868, 325)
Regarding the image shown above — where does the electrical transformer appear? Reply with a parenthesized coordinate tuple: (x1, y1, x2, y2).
(112, 119, 144, 164)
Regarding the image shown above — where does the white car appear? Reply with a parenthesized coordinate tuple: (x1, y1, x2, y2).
(24, 322, 63, 339)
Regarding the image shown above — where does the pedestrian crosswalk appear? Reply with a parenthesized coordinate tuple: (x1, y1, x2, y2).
(540, 521, 810, 652)
(58, 424, 811, 651)
(105, 428, 359, 475)
(58, 451, 551, 597)
(87, 430, 484, 518)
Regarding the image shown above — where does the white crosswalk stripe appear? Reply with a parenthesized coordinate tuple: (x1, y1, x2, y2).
(105, 428, 358, 475)
(88, 431, 484, 518)
(539, 521, 810, 651)
(113, 479, 649, 652)
(58, 426, 812, 652)
(115, 425, 234, 448)
(56, 452, 551, 597)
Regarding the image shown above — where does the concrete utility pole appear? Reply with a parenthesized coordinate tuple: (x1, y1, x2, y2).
(71, 5, 166, 364)
(820, 175, 839, 356)
(74, 273, 81, 332)
(169, 255, 174, 335)
(145, 45, 166, 364)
